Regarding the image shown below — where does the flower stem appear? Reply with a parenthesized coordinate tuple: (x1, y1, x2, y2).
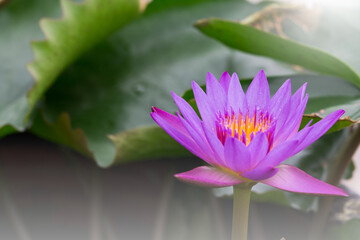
(309, 124, 360, 240)
(232, 183, 254, 240)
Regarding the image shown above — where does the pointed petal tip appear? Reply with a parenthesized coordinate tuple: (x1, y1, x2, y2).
(338, 189, 349, 197)
(174, 166, 244, 187)
(220, 72, 231, 91)
(338, 109, 346, 116)
(298, 82, 308, 98)
(255, 70, 266, 80)
(262, 165, 349, 196)
(231, 72, 240, 83)
(206, 72, 217, 81)
(191, 80, 200, 89)
(170, 91, 178, 98)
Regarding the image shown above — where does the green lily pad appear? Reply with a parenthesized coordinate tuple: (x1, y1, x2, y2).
(0, 0, 141, 137)
(0, 0, 59, 135)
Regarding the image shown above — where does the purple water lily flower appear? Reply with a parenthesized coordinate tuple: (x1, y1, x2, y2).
(151, 70, 347, 196)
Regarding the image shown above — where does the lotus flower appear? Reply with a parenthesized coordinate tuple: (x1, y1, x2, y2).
(151, 70, 347, 196)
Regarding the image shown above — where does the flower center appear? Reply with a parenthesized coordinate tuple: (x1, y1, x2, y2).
(215, 110, 274, 146)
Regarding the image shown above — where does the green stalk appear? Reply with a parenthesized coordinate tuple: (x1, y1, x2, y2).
(309, 124, 360, 240)
(232, 183, 254, 240)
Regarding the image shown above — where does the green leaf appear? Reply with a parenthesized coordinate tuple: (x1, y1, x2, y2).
(0, 0, 59, 135)
(30, 0, 298, 167)
(278, 4, 360, 76)
(194, 17, 360, 87)
(0, 0, 141, 136)
(31, 111, 191, 164)
(27, 0, 141, 109)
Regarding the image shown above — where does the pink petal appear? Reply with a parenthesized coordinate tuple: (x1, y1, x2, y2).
(224, 137, 251, 172)
(151, 110, 213, 164)
(202, 122, 226, 166)
(242, 166, 278, 181)
(176, 112, 217, 164)
(247, 133, 269, 166)
(290, 82, 307, 111)
(151, 107, 188, 135)
(242, 140, 298, 180)
(279, 83, 308, 141)
(192, 81, 216, 131)
(227, 73, 246, 115)
(274, 94, 308, 146)
(206, 72, 226, 112)
(270, 79, 292, 119)
(292, 109, 345, 155)
(171, 92, 202, 131)
(261, 164, 348, 196)
(220, 72, 231, 93)
(175, 166, 243, 187)
(260, 140, 299, 167)
(246, 70, 270, 114)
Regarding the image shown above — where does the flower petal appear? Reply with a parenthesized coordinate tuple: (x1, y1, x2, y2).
(279, 83, 308, 140)
(290, 82, 307, 111)
(206, 72, 226, 111)
(270, 79, 291, 119)
(172, 92, 202, 131)
(202, 122, 226, 166)
(176, 112, 217, 165)
(192, 81, 216, 131)
(246, 70, 270, 114)
(274, 94, 308, 146)
(151, 110, 212, 164)
(292, 109, 345, 154)
(270, 80, 292, 141)
(242, 139, 299, 180)
(224, 137, 251, 172)
(242, 166, 278, 181)
(263, 139, 299, 167)
(175, 166, 244, 187)
(227, 73, 246, 115)
(220, 72, 231, 93)
(247, 133, 269, 166)
(261, 164, 348, 196)
(151, 107, 187, 135)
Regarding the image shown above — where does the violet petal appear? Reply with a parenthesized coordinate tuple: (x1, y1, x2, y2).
(224, 137, 252, 172)
(175, 166, 243, 187)
(262, 164, 348, 196)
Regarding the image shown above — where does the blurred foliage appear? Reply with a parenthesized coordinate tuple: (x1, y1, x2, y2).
(328, 219, 360, 240)
(0, 0, 141, 138)
(2, 0, 358, 166)
(195, 17, 360, 87)
(27, 0, 295, 166)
